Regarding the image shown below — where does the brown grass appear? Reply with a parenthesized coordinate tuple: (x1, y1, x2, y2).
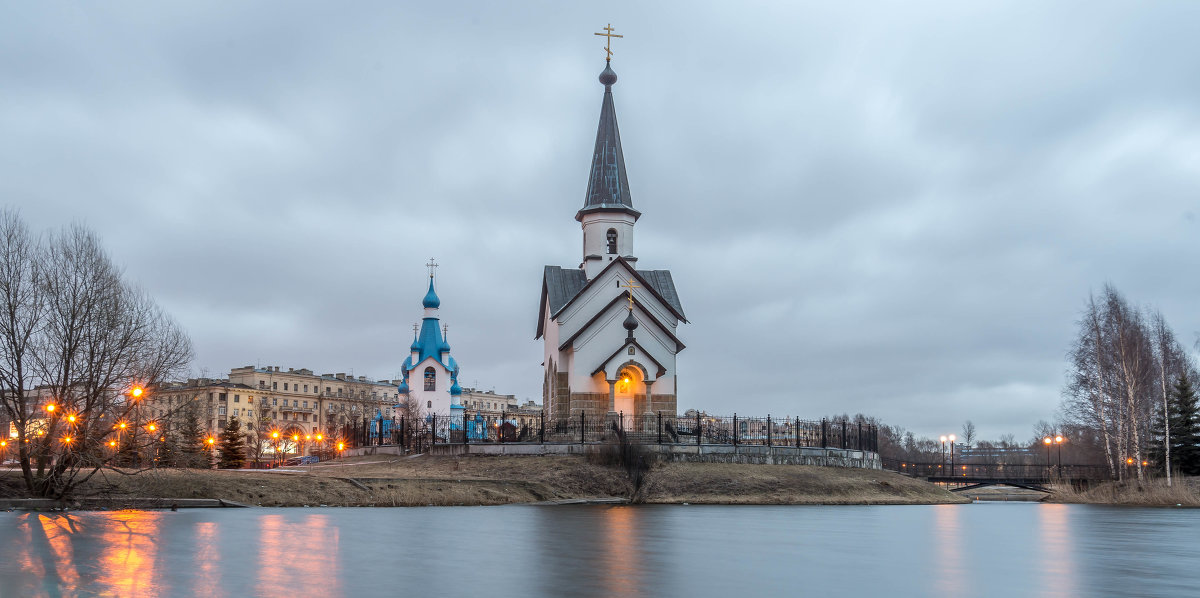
(1046, 477, 1200, 507)
(639, 462, 969, 505)
(0, 455, 967, 507)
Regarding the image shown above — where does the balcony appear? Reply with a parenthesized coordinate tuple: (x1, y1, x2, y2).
(279, 405, 314, 413)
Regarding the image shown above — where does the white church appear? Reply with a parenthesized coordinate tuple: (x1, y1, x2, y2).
(536, 57, 687, 421)
(398, 266, 464, 418)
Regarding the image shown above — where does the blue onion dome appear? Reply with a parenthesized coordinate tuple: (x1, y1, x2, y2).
(438, 339, 451, 353)
(398, 379, 410, 394)
(449, 356, 460, 376)
(402, 355, 412, 370)
(422, 277, 441, 308)
(450, 380, 462, 396)
(599, 64, 617, 86)
(409, 337, 421, 351)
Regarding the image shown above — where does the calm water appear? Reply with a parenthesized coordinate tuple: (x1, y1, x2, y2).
(1, 503, 1198, 597)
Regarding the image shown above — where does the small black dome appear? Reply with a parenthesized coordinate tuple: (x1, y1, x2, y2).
(623, 310, 638, 331)
(599, 64, 618, 86)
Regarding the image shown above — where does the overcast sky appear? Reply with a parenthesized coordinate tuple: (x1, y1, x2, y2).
(4, 2, 1199, 441)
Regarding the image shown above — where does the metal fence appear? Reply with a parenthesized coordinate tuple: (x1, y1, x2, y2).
(343, 411, 878, 454)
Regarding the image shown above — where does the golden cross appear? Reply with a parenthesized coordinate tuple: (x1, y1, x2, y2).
(426, 257, 438, 278)
(620, 277, 640, 310)
(594, 23, 623, 62)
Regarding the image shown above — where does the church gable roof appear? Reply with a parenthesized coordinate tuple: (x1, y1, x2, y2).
(590, 339, 667, 380)
(549, 257, 687, 323)
(558, 291, 685, 353)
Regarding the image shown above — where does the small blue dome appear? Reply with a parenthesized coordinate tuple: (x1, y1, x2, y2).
(398, 380, 410, 394)
(438, 339, 451, 353)
(450, 380, 462, 395)
(422, 277, 441, 309)
(409, 338, 421, 351)
(448, 356, 460, 376)
(402, 355, 412, 370)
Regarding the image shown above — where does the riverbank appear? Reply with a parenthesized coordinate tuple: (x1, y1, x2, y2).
(1045, 477, 1200, 507)
(0, 455, 967, 508)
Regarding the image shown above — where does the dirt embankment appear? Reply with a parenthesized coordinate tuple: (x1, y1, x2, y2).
(1, 455, 966, 507)
(1045, 478, 1200, 507)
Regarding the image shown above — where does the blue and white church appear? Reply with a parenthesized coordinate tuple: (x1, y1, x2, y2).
(537, 51, 687, 422)
(398, 263, 463, 419)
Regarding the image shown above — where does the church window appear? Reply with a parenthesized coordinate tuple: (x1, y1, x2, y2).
(427, 401, 432, 409)
(424, 367, 436, 391)
(606, 229, 618, 254)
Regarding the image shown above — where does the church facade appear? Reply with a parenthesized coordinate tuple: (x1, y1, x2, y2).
(399, 269, 464, 417)
(536, 60, 686, 421)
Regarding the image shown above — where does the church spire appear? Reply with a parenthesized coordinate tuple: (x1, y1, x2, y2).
(576, 60, 640, 222)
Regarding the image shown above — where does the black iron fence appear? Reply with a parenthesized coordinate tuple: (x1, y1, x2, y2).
(342, 411, 878, 455)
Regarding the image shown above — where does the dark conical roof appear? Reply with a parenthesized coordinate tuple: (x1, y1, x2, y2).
(577, 62, 641, 222)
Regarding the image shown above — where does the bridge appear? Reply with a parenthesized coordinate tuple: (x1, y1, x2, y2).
(884, 460, 1111, 492)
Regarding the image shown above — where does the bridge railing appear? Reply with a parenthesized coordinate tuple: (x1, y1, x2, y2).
(883, 459, 1111, 481)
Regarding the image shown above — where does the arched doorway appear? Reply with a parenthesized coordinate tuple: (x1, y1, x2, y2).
(613, 365, 643, 419)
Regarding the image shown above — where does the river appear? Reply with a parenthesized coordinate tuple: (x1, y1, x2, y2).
(1, 503, 1197, 597)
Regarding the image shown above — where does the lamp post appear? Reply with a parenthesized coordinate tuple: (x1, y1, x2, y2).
(1054, 435, 1065, 471)
(206, 436, 216, 468)
(939, 435, 947, 473)
(948, 434, 957, 477)
(270, 430, 280, 467)
(1043, 437, 1052, 474)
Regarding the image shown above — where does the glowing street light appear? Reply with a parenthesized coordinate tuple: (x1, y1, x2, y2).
(44, 404, 56, 414)
(147, 423, 157, 432)
(130, 386, 144, 399)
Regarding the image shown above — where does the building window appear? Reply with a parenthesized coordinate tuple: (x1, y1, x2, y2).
(234, 394, 240, 403)
(247, 396, 253, 404)
(284, 383, 289, 391)
(218, 406, 226, 416)
(272, 398, 277, 406)
(304, 385, 308, 392)
(293, 400, 298, 407)
(424, 367, 436, 391)
(606, 229, 617, 254)
(259, 381, 265, 389)
(303, 401, 308, 408)
(427, 401, 432, 409)
(219, 393, 227, 402)
(272, 382, 277, 390)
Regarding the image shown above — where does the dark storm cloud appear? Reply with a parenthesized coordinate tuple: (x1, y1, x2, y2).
(4, 2, 1199, 441)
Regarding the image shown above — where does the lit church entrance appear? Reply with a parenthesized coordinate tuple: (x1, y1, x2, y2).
(613, 365, 643, 425)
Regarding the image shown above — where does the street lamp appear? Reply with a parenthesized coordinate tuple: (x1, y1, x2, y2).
(948, 434, 957, 476)
(939, 435, 947, 471)
(1054, 435, 1065, 470)
(1043, 436, 1053, 473)
(130, 386, 144, 399)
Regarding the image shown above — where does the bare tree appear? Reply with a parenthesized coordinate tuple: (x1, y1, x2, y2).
(0, 210, 192, 498)
(960, 420, 977, 448)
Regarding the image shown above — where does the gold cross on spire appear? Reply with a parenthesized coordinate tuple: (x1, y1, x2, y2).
(619, 277, 641, 310)
(426, 257, 439, 278)
(594, 23, 623, 62)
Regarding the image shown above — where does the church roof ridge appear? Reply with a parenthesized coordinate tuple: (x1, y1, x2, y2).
(577, 62, 640, 222)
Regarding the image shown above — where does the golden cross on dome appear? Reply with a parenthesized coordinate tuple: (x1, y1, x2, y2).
(426, 257, 439, 278)
(619, 277, 640, 310)
(594, 23, 623, 62)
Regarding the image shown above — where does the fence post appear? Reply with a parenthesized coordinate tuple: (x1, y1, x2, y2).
(795, 417, 801, 448)
(841, 421, 847, 450)
(767, 415, 772, 447)
(657, 412, 662, 444)
(619, 411, 624, 434)
(857, 422, 863, 451)
(580, 411, 585, 444)
(540, 411, 545, 444)
(733, 414, 738, 446)
(500, 410, 506, 444)
(821, 419, 827, 448)
(696, 411, 701, 446)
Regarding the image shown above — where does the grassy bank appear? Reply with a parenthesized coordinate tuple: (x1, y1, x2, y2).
(0, 455, 966, 507)
(1046, 478, 1200, 507)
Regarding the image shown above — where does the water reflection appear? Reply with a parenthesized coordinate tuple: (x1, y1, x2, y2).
(257, 513, 341, 596)
(932, 504, 965, 594)
(1035, 504, 1077, 596)
(0, 505, 1198, 597)
(95, 510, 163, 595)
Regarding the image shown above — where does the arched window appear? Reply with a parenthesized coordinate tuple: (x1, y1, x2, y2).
(606, 229, 618, 254)
(424, 367, 436, 391)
